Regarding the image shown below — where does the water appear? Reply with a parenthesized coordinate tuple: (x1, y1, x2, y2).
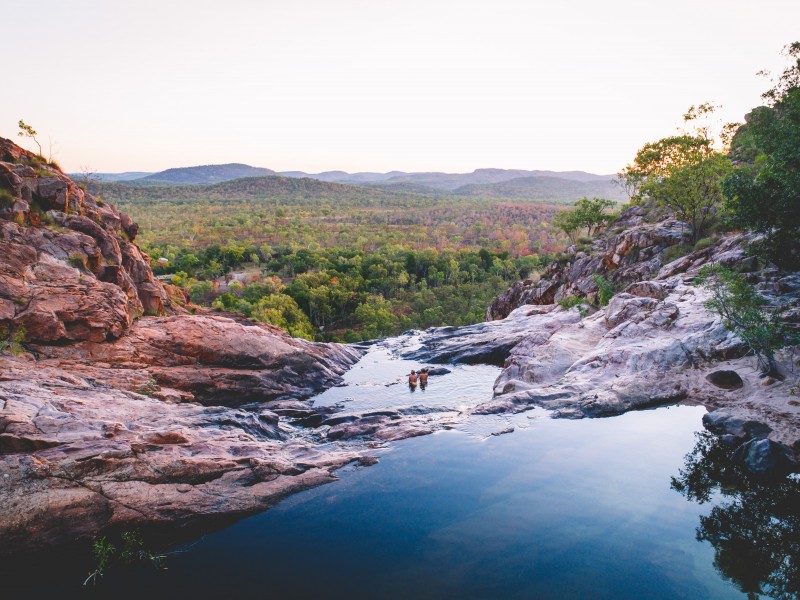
(115, 407, 738, 600)
(2, 338, 772, 598)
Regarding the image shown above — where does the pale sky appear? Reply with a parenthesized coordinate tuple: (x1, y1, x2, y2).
(2, 0, 798, 174)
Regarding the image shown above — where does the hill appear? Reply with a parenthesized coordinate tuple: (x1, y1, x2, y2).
(95, 175, 424, 206)
(70, 171, 153, 182)
(132, 163, 276, 185)
(452, 175, 626, 202)
(378, 168, 616, 191)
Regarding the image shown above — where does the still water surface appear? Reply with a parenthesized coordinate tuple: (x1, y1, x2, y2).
(6, 339, 754, 598)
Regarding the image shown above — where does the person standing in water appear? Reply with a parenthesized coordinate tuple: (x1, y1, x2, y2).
(408, 369, 418, 389)
(419, 368, 428, 390)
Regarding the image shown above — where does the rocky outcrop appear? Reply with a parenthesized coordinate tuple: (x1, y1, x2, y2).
(0, 138, 170, 341)
(0, 138, 364, 550)
(487, 206, 688, 320)
(450, 208, 800, 473)
(0, 355, 365, 549)
(34, 314, 362, 405)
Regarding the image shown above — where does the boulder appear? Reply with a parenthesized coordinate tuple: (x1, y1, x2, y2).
(732, 438, 795, 477)
(706, 370, 744, 390)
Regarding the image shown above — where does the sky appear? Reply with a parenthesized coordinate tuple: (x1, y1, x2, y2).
(2, 0, 799, 174)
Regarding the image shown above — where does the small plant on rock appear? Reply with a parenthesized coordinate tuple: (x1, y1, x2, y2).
(697, 265, 792, 376)
(68, 253, 86, 270)
(593, 274, 616, 307)
(558, 295, 589, 317)
(17, 119, 42, 157)
(0, 188, 15, 208)
(0, 325, 27, 356)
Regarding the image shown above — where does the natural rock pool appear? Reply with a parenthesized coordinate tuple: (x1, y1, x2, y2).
(5, 336, 796, 598)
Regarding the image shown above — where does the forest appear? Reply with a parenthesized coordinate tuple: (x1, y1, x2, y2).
(102, 180, 573, 341)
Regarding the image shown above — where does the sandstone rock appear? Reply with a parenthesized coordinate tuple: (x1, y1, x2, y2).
(0, 356, 367, 551)
(732, 438, 795, 477)
(33, 314, 362, 405)
(706, 370, 744, 390)
(486, 207, 689, 320)
(0, 137, 371, 551)
(0, 137, 171, 343)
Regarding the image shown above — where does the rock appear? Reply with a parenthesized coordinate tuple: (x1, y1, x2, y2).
(425, 367, 452, 376)
(623, 281, 667, 300)
(0, 356, 368, 551)
(732, 438, 795, 477)
(702, 409, 773, 441)
(407, 304, 571, 365)
(706, 370, 744, 390)
(486, 208, 689, 320)
(0, 137, 172, 343)
(33, 314, 362, 405)
(0, 137, 370, 550)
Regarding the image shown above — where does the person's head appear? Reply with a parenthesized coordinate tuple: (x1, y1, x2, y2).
(411, 370, 416, 374)
(421, 368, 427, 373)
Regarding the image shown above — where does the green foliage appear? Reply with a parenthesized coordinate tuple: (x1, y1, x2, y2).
(84, 536, 116, 585)
(661, 244, 692, 264)
(558, 295, 588, 317)
(84, 531, 166, 587)
(0, 188, 15, 208)
(552, 209, 580, 242)
(692, 237, 715, 252)
(252, 293, 315, 340)
(68, 253, 86, 270)
(17, 119, 42, 157)
(593, 274, 615, 307)
(0, 325, 26, 356)
(553, 197, 615, 243)
(723, 42, 800, 269)
(99, 174, 573, 340)
(618, 106, 733, 243)
(189, 280, 214, 304)
(697, 265, 791, 375)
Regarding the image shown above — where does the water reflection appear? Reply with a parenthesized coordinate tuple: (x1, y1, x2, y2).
(671, 432, 800, 600)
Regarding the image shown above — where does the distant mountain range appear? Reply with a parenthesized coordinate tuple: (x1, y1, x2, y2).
(81, 164, 625, 201)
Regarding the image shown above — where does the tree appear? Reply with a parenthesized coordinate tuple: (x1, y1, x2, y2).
(553, 197, 615, 242)
(722, 42, 800, 269)
(573, 197, 616, 237)
(17, 119, 42, 157)
(252, 294, 315, 340)
(553, 208, 581, 243)
(618, 106, 732, 244)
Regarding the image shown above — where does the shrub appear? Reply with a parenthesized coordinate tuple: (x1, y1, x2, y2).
(84, 530, 165, 587)
(558, 295, 588, 317)
(189, 280, 214, 304)
(697, 265, 793, 375)
(722, 42, 800, 270)
(661, 244, 691, 264)
(693, 237, 715, 252)
(67, 253, 86, 269)
(0, 188, 14, 208)
(0, 325, 27, 356)
(593, 274, 615, 307)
